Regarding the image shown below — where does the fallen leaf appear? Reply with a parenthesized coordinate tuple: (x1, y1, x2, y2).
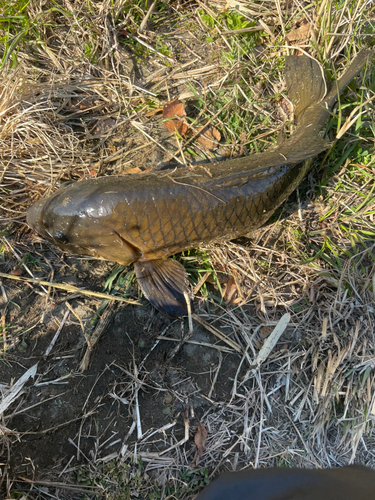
(193, 422, 208, 465)
(9, 268, 23, 276)
(279, 98, 293, 117)
(90, 118, 116, 138)
(260, 326, 273, 339)
(69, 95, 99, 111)
(163, 99, 185, 119)
(145, 107, 163, 117)
(163, 99, 188, 136)
(286, 22, 312, 42)
(121, 166, 143, 174)
(118, 167, 152, 175)
(196, 124, 221, 150)
(223, 277, 238, 306)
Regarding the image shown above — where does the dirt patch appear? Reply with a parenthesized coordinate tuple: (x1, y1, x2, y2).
(0, 264, 247, 479)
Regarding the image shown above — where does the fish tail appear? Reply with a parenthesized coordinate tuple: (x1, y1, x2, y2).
(279, 49, 372, 162)
(285, 49, 372, 122)
(285, 54, 327, 120)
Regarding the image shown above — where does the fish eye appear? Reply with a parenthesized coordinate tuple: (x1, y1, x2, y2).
(54, 230, 69, 244)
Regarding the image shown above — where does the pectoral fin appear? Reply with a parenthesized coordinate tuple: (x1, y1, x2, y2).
(134, 258, 190, 316)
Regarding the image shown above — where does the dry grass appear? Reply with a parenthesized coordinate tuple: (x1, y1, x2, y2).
(0, 0, 375, 498)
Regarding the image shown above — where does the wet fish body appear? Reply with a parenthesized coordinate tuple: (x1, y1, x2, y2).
(27, 50, 372, 314)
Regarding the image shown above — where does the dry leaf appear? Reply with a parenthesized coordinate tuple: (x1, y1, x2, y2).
(196, 124, 221, 150)
(9, 268, 23, 276)
(118, 167, 152, 175)
(27, 137, 41, 145)
(90, 118, 116, 137)
(163, 99, 185, 119)
(70, 96, 98, 111)
(286, 22, 312, 42)
(223, 277, 238, 306)
(260, 326, 273, 339)
(123, 167, 142, 174)
(193, 422, 208, 466)
(163, 99, 188, 136)
(145, 107, 163, 117)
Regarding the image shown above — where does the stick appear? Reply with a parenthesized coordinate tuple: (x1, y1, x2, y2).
(0, 272, 138, 304)
(242, 313, 291, 382)
(44, 310, 69, 357)
(192, 314, 241, 352)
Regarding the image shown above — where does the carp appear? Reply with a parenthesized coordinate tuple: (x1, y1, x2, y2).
(27, 50, 372, 315)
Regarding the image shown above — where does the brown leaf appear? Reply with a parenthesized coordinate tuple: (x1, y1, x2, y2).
(9, 268, 23, 276)
(118, 166, 152, 175)
(69, 95, 99, 111)
(260, 326, 273, 339)
(196, 124, 221, 150)
(121, 166, 143, 174)
(163, 99, 188, 136)
(163, 99, 185, 119)
(145, 107, 163, 117)
(223, 277, 238, 306)
(90, 118, 116, 138)
(286, 22, 312, 42)
(193, 422, 208, 465)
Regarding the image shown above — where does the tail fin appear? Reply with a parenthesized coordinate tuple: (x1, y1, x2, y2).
(285, 55, 327, 119)
(285, 49, 373, 122)
(279, 49, 373, 163)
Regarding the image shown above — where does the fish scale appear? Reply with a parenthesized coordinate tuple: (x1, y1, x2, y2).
(27, 50, 372, 315)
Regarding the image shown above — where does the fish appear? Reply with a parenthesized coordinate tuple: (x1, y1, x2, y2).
(27, 50, 372, 315)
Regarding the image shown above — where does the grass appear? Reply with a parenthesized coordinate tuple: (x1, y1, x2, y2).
(74, 460, 210, 500)
(0, 0, 374, 498)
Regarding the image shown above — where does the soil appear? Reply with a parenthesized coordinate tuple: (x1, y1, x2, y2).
(0, 253, 246, 480)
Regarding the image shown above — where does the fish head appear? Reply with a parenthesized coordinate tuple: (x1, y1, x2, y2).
(27, 180, 140, 266)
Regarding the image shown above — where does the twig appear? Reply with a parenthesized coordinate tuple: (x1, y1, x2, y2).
(208, 351, 223, 399)
(159, 409, 189, 455)
(80, 302, 117, 371)
(254, 373, 265, 468)
(138, 0, 156, 33)
(157, 336, 233, 353)
(242, 313, 290, 383)
(0, 272, 138, 304)
(184, 291, 193, 337)
(134, 364, 143, 440)
(17, 477, 102, 496)
(44, 309, 69, 357)
(192, 313, 241, 352)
